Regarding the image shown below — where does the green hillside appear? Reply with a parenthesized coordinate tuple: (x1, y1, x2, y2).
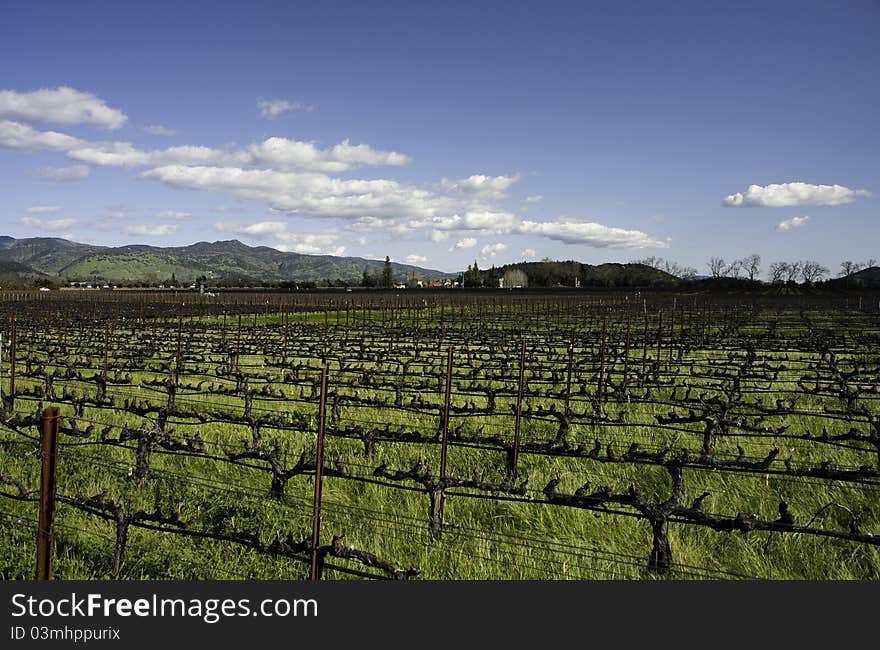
(0, 237, 454, 286)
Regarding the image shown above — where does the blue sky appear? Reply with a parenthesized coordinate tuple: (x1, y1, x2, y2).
(1, 0, 877, 277)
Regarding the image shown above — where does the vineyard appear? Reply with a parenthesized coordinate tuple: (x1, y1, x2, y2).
(1, 288, 879, 580)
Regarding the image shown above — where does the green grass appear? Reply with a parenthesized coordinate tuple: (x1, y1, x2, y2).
(1, 296, 879, 580)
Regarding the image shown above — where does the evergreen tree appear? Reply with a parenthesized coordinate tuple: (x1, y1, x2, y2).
(382, 256, 393, 288)
(466, 260, 482, 287)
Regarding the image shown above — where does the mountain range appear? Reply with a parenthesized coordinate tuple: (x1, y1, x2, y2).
(0, 236, 455, 286)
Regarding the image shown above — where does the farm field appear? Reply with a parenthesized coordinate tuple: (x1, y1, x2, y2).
(1, 288, 879, 580)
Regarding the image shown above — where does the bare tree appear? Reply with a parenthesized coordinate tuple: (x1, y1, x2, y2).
(707, 257, 726, 278)
(670, 263, 698, 280)
(801, 260, 829, 284)
(785, 261, 803, 283)
(769, 261, 788, 284)
(742, 254, 761, 281)
(726, 259, 743, 279)
(635, 256, 663, 269)
(866, 258, 878, 268)
(839, 260, 862, 277)
(636, 257, 697, 280)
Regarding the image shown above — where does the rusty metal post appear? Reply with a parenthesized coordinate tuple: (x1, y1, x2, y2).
(597, 317, 607, 410)
(36, 406, 61, 580)
(440, 346, 454, 481)
(175, 315, 183, 383)
(565, 336, 574, 413)
(511, 340, 526, 478)
(236, 313, 242, 371)
(8, 312, 16, 414)
(656, 310, 663, 364)
(282, 310, 289, 360)
(310, 366, 329, 581)
(103, 322, 110, 380)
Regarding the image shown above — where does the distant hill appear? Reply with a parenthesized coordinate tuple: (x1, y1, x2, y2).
(828, 266, 880, 288)
(481, 260, 676, 288)
(0, 236, 454, 286)
(0, 258, 50, 288)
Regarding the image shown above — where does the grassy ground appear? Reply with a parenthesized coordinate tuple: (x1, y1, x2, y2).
(1, 295, 878, 580)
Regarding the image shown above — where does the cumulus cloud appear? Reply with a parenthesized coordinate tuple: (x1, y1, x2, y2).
(143, 125, 176, 136)
(32, 164, 90, 181)
(25, 206, 62, 214)
(215, 220, 286, 238)
(246, 137, 410, 172)
(525, 195, 542, 203)
(449, 237, 477, 252)
(409, 210, 517, 233)
(516, 219, 669, 248)
(438, 174, 519, 199)
(275, 234, 344, 256)
(723, 182, 870, 207)
(521, 248, 537, 259)
(257, 98, 314, 119)
(124, 224, 178, 236)
(20, 216, 76, 230)
(0, 120, 86, 151)
(157, 211, 193, 220)
(67, 141, 248, 168)
(345, 216, 404, 233)
(776, 216, 810, 231)
(0, 87, 127, 129)
(142, 165, 445, 218)
(406, 254, 427, 264)
(0, 116, 411, 175)
(480, 242, 507, 258)
(430, 230, 449, 242)
(215, 221, 343, 255)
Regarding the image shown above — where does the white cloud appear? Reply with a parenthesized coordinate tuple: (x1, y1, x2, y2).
(257, 98, 314, 119)
(1, 117, 414, 175)
(246, 137, 410, 172)
(776, 215, 810, 231)
(215, 220, 286, 238)
(25, 206, 62, 214)
(438, 174, 519, 199)
(0, 87, 127, 129)
(406, 254, 427, 264)
(32, 164, 90, 181)
(409, 210, 517, 233)
(516, 219, 669, 248)
(345, 216, 404, 232)
(449, 237, 477, 252)
(480, 242, 507, 258)
(525, 195, 542, 203)
(124, 224, 178, 236)
(215, 221, 343, 255)
(723, 182, 871, 207)
(157, 211, 193, 220)
(521, 248, 537, 259)
(0, 120, 86, 151)
(143, 125, 176, 136)
(142, 165, 445, 219)
(430, 230, 449, 242)
(20, 216, 76, 231)
(67, 141, 247, 168)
